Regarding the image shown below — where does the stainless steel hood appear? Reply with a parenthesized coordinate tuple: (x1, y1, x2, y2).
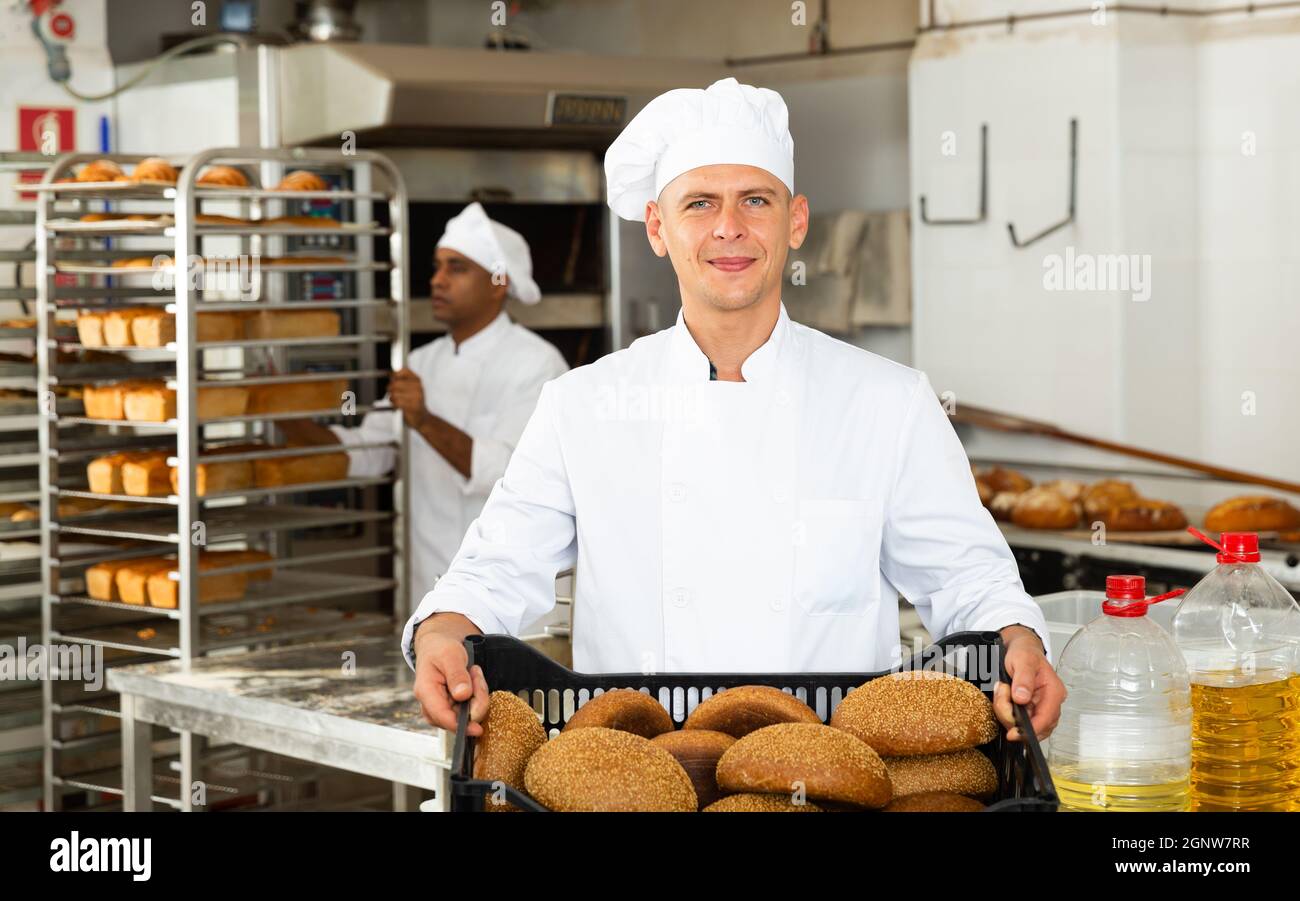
(273, 43, 726, 148)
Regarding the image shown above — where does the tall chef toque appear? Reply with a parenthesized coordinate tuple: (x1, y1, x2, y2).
(436, 202, 542, 304)
(604, 76, 795, 222)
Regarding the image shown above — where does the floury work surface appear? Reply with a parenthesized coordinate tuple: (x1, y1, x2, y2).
(107, 637, 453, 809)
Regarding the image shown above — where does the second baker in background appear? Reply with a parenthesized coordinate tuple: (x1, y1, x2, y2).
(281, 202, 568, 609)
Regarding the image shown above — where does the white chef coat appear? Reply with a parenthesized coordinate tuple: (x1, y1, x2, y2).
(402, 302, 1050, 673)
(331, 311, 568, 610)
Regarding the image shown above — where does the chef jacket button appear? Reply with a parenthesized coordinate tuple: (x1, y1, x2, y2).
(669, 588, 690, 608)
(772, 486, 789, 503)
(667, 482, 687, 502)
(775, 389, 791, 407)
(771, 597, 785, 612)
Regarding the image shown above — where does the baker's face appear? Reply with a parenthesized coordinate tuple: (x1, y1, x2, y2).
(646, 164, 808, 313)
(429, 247, 507, 325)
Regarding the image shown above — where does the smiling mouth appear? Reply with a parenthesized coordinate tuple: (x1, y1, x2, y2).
(707, 257, 756, 272)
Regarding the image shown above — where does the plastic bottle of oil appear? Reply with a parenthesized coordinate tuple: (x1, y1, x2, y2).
(1049, 575, 1192, 811)
(1172, 531, 1300, 811)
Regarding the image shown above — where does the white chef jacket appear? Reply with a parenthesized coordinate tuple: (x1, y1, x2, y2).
(331, 311, 568, 610)
(402, 302, 1049, 673)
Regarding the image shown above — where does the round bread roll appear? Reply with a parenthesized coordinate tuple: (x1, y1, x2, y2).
(276, 170, 328, 191)
(523, 727, 696, 812)
(981, 466, 1033, 494)
(830, 670, 998, 757)
(473, 690, 547, 812)
(1204, 495, 1300, 535)
(683, 684, 820, 738)
(715, 722, 892, 809)
(129, 157, 178, 184)
(1040, 478, 1085, 503)
(884, 791, 986, 812)
(1011, 486, 1080, 530)
(885, 748, 998, 799)
(704, 793, 821, 812)
(563, 688, 673, 738)
(651, 729, 735, 809)
(197, 165, 251, 187)
(1101, 498, 1187, 532)
(989, 491, 1022, 523)
(1082, 479, 1138, 520)
(975, 477, 995, 507)
(77, 159, 124, 183)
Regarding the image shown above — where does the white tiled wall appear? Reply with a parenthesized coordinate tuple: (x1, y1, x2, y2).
(911, 7, 1300, 491)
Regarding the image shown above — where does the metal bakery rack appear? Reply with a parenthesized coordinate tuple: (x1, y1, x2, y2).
(31, 148, 410, 810)
(0, 152, 58, 808)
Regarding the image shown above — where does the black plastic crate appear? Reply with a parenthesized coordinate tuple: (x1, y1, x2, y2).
(450, 631, 1059, 812)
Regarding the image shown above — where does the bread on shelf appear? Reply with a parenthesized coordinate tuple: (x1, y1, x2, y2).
(87, 450, 167, 495)
(146, 555, 249, 608)
(253, 448, 349, 488)
(128, 157, 178, 184)
(274, 170, 328, 191)
(169, 444, 259, 496)
(84, 380, 157, 419)
(246, 378, 348, 416)
(207, 549, 274, 581)
(1204, 495, 1300, 535)
(242, 309, 341, 341)
(195, 213, 250, 226)
(1101, 499, 1188, 532)
(76, 311, 107, 347)
(264, 215, 341, 228)
(120, 452, 173, 497)
(115, 557, 175, 605)
(1082, 479, 1139, 520)
(122, 383, 250, 422)
(103, 308, 156, 346)
(980, 466, 1033, 494)
(131, 310, 245, 347)
(196, 165, 251, 187)
(76, 160, 124, 183)
(1010, 486, 1081, 530)
(85, 558, 143, 602)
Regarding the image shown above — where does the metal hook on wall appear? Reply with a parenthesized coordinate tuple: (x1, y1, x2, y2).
(918, 123, 988, 226)
(1008, 118, 1078, 248)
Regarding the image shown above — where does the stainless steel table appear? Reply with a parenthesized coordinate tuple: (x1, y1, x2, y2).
(107, 636, 452, 812)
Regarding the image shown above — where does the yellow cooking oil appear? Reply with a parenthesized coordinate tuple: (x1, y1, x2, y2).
(1189, 672, 1300, 812)
(1053, 763, 1190, 812)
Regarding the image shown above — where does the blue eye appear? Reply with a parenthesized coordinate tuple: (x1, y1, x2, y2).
(689, 200, 710, 209)
(745, 196, 767, 206)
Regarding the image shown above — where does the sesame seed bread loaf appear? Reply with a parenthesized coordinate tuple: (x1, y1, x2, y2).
(651, 729, 736, 809)
(830, 670, 998, 757)
(703, 793, 822, 812)
(523, 727, 697, 812)
(562, 688, 674, 739)
(474, 691, 548, 812)
(682, 685, 820, 738)
(884, 748, 998, 800)
(714, 722, 893, 809)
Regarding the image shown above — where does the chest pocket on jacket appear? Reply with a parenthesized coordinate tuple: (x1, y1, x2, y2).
(792, 497, 881, 616)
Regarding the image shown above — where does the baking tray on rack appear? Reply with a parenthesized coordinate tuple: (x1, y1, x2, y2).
(53, 259, 391, 275)
(54, 503, 393, 543)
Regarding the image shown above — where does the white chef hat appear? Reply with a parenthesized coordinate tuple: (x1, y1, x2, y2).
(436, 202, 541, 304)
(604, 76, 795, 222)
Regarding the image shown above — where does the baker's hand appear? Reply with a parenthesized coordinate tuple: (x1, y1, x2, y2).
(994, 625, 1065, 743)
(389, 367, 431, 430)
(412, 622, 490, 736)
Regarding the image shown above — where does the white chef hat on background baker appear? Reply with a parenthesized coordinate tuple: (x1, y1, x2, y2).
(604, 76, 795, 222)
(436, 202, 542, 304)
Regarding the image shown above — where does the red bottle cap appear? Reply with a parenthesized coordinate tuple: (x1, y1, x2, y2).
(1217, 531, 1261, 564)
(1102, 574, 1185, 617)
